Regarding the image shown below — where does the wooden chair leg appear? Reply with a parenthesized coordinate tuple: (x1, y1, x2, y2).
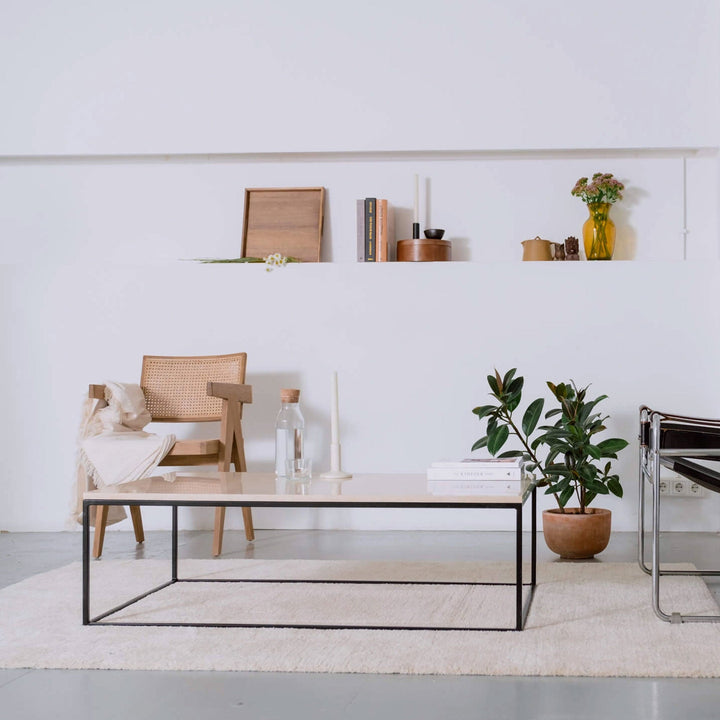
(213, 507, 226, 556)
(242, 507, 255, 542)
(93, 505, 109, 559)
(129, 506, 145, 544)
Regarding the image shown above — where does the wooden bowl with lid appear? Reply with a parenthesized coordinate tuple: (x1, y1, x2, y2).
(397, 238, 452, 262)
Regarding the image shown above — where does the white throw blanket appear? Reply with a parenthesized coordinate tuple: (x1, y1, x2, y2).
(72, 382, 176, 526)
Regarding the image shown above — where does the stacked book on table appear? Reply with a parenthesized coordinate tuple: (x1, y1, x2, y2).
(426, 457, 528, 496)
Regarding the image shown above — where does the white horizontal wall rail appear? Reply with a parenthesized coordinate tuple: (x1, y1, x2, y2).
(0, 147, 716, 165)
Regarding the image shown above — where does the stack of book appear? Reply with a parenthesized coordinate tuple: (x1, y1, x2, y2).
(357, 198, 391, 262)
(426, 457, 528, 496)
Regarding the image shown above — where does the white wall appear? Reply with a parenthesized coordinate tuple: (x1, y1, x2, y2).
(1, 1, 719, 154)
(1, 1, 719, 535)
(2, 261, 720, 534)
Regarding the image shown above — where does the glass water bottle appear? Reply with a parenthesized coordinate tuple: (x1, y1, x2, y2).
(275, 388, 304, 478)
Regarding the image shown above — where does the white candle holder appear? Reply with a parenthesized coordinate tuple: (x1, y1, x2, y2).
(320, 442, 352, 480)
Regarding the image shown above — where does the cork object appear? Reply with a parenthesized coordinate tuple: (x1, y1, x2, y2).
(281, 389, 300, 403)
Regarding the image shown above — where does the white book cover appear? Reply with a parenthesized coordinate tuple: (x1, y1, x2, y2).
(426, 467, 524, 480)
(427, 479, 526, 496)
(430, 457, 524, 469)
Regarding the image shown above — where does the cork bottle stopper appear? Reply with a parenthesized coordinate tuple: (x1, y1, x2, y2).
(281, 388, 300, 403)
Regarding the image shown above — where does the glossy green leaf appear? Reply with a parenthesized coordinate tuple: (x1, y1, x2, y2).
(584, 479, 609, 494)
(507, 377, 524, 396)
(559, 486, 575, 507)
(545, 466, 574, 478)
(487, 417, 498, 436)
(597, 438, 629, 456)
(472, 404, 496, 419)
(607, 477, 623, 497)
(502, 368, 517, 389)
(553, 382, 569, 400)
(498, 450, 525, 458)
(549, 476, 571, 492)
(587, 444, 601, 460)
(522, 398, 545, 437)
(471, 436, 488, 451)
(487, 374, 500, 396)
(506, 391, 522, 412)
(487, 425, 509, 455)
(545, 448, 560, 466)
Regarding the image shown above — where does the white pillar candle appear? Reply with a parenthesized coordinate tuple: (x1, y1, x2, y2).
(330, 371, 339, 446)
(413, 174, 419, 224)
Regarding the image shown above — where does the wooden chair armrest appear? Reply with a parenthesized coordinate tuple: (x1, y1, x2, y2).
(206, 382, 253, 404)
(88, 384, 106, 400)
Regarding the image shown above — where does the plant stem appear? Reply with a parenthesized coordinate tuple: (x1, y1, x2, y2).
(499, 407, 564, 511)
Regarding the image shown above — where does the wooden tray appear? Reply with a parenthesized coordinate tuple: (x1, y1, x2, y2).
(242, 187, 325, 262)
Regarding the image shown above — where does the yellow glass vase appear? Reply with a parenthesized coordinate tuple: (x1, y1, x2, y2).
(582, 202, 615, 260)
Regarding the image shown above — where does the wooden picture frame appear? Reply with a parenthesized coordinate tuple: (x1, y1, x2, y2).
(242, 187, 325, 263)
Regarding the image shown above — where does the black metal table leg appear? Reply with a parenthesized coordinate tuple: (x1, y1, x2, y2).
(82, 501, 90, 625)
(531, 486, 537, 587)
(516, 505, 522, 630)
(172, 505, 178, 582)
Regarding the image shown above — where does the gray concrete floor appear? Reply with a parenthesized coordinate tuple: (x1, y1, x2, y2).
(2, 529, 720, 719)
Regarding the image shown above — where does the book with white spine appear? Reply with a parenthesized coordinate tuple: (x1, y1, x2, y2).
(427, 478, 529, 496)
(427, 457, 527, 481)
(430, 457, 524, 469)
(427, 467, 524, 480)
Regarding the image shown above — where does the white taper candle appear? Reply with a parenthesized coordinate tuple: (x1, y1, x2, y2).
(320, 369, 352, 480)
(413, 174, 419, 223)
(330, 371, 339, 445)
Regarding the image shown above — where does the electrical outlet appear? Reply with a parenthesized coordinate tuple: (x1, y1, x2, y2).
(688, 482, 705, 497)
(659, 475, 705, 498)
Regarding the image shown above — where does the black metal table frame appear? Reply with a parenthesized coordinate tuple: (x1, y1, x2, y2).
(83, 488, 537, 631)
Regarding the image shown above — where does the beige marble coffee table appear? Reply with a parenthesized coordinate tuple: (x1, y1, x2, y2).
(83, 472, 537, 630)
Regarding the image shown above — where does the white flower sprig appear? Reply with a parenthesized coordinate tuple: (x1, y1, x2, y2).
(264, 253, 289, 272)
(193, 254, 300, 268)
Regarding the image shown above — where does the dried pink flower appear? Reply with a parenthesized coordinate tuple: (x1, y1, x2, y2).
(571, 172, 625, 204)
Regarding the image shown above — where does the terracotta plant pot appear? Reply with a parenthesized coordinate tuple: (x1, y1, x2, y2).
(542, 508, 612, 559)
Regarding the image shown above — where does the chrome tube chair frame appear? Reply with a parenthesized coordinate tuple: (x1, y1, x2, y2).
(638, 405, 720, 623)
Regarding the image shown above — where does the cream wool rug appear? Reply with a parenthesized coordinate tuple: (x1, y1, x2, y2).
(2, 559, 720, 677)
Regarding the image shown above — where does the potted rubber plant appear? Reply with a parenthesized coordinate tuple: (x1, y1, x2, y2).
(472, 369, 629, 558)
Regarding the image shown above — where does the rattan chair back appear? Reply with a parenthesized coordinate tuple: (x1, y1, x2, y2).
(140, 353, 247, 422)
